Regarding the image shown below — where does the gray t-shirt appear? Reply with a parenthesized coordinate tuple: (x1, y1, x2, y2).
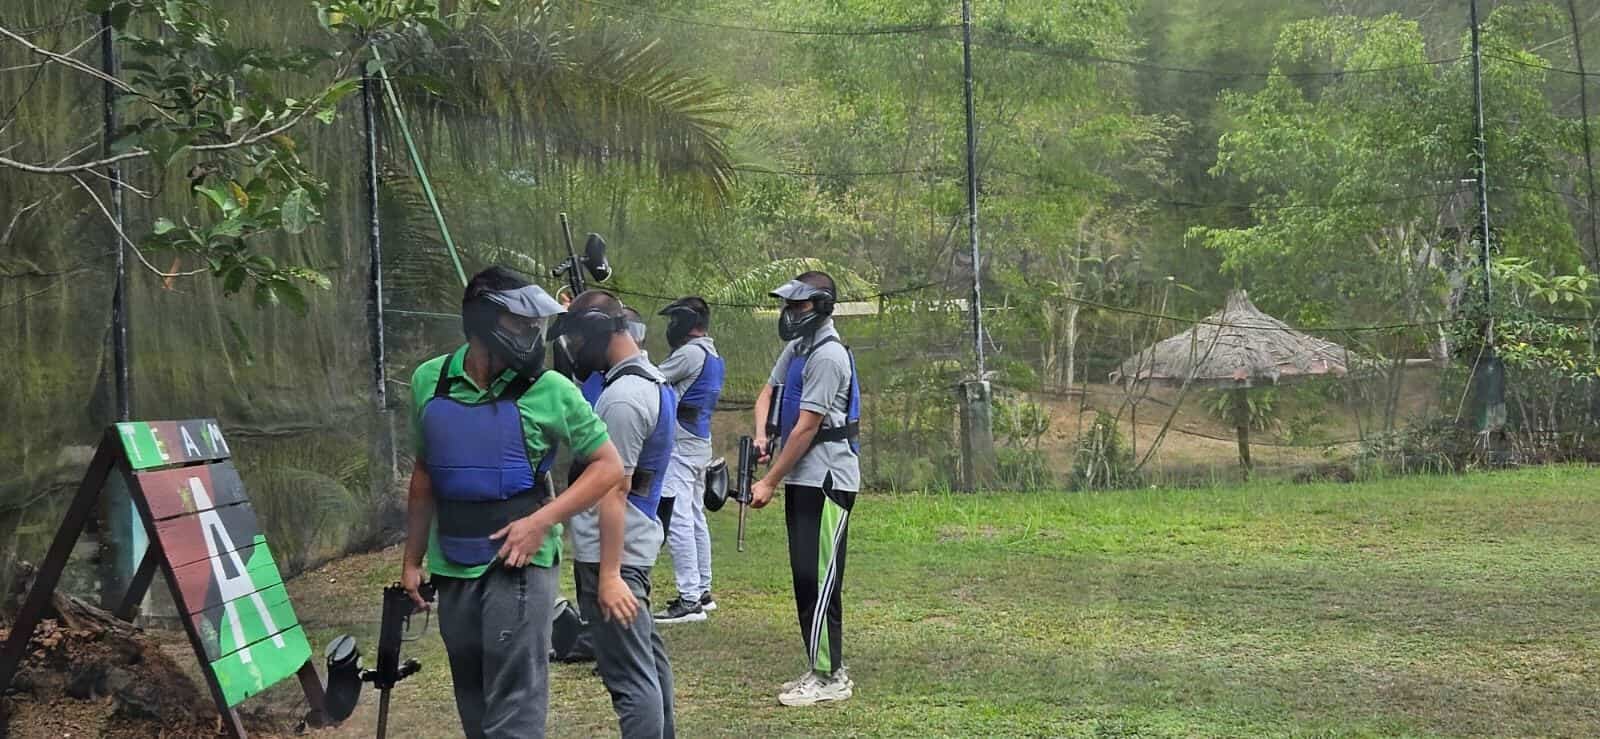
(570, 353, 667, 566)
(657, 336, 719, 464)
(765, 319, 861, 492)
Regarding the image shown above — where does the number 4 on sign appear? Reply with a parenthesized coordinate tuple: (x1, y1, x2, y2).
(191, 477, 284, 663)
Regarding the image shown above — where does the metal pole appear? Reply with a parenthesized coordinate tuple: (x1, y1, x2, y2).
(1470, 0, 1492, 317)
(956, 0, 997, 490)
(99, 10, 136, 612)
(362, 73, 397, 485)
(961, 0, 984, 378)
(1568, 0, 1600, 271)
(103, 14, 128, 420)
(1469, 0, 1505, 450)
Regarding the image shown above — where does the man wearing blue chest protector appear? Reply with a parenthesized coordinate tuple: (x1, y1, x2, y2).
(750, 270, 862, 708)
(551, 290, 679, 738)
(651, 297, 724, 624)
(403, 267, 625, 738)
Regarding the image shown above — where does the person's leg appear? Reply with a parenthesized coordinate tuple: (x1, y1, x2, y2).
(477, 563, 557, 738)
(814, 475, 855, 678)
(577, 562, 670, 738)
(663, 454, 702, 602)
(434, 575, 487, 738)
(784, 485, 823, 668)
(686, 464, 714, 601)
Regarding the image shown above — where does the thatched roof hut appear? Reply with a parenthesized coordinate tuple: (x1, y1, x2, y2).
(1111, 289, 1353, 474)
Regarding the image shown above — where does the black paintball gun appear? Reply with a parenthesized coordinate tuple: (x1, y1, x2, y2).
(550, 212, 611, 301)
(323, 581, 437, 739)
(733, 435, 756, 552)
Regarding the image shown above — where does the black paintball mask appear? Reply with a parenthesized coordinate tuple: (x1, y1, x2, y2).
(551, 304, 630, 379)
(658, 299, 708, 349)
(769, 278, 836, 341)
(462, 284, 565, 377)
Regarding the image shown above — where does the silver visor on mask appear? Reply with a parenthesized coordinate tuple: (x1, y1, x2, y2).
(769, 279, 828, 302)
(480, 284, 565, 320)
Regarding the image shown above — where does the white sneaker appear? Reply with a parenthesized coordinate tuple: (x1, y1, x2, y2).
(778, 672, 853, 707)
(782, 665, 847, 692)
(781, 669, 813, 692)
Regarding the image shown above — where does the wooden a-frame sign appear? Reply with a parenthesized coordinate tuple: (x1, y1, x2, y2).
(0, 420, 327, 738)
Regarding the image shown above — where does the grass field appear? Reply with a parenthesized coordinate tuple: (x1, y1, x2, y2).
(279, 467, 1600, 738)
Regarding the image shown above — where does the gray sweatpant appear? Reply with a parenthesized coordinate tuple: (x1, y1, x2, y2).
(435, 562, 559, 739)
(574, 562, 676, 739)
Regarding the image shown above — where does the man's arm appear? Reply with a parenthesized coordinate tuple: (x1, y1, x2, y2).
(593, 479, 637, 624)
(753, 383, 775, 453)
(491, 441, 624, 567)
(656, 345, 699, 384)
(761, 409, 821, 484)
(401, 460, 434, 607)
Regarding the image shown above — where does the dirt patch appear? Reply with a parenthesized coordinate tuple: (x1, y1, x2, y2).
(2, 607, 296, 738)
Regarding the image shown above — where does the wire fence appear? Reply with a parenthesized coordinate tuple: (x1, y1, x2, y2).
(0, 0, 1597, 613)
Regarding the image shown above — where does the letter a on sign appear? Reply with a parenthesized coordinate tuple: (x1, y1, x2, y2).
(191, 477, 284, 663)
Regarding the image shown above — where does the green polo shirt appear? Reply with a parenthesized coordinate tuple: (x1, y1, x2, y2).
(411, 345, 609, 577)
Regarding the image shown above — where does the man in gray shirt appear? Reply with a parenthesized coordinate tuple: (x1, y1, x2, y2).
(651, 297, 725, 623)
(750, 271, 861, 708)
(554, 290, 677, 738)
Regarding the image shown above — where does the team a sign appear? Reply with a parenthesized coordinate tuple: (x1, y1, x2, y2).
(114, 420, 312, 707)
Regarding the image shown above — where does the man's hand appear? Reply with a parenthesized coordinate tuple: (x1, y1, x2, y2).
(751, 477, 776, 509)
(597, 574, 639, 626)
(490, 515, 550, 568)
(401, 562, 430, 610)
(754, 434, 771, 463)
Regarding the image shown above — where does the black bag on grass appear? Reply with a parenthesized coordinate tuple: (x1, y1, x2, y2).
(550, 598, 594, 663)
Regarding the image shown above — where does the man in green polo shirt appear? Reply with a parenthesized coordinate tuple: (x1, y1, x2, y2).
(402, 266, 629, 739)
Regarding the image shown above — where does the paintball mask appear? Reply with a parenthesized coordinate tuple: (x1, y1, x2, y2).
(463, 284, 565, 377)
(658, 299, 708, 349)
(770, 279, 836, 341)
(551, 304, 629, 379)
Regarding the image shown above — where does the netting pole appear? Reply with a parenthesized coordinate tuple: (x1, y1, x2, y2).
(362, 70, 398, 511)
(1566, 0, 1600, 426)
(958, 0, 996, 490)
(97, 9, 139, 612)
(1469, 0, 1505, 450)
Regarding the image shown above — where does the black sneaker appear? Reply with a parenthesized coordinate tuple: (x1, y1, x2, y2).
(699, 591, 717, 612)
(654, 597, 706, 624)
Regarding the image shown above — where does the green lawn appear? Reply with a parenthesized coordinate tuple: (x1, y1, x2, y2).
(282, 467, 1600, 737)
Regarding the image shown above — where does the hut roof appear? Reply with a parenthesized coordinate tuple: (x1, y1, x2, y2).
(1110, 289, 1352, 389)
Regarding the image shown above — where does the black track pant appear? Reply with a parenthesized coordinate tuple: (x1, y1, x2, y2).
(784, 477, 855, 675)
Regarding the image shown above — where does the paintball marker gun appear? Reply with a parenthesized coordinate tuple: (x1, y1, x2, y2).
(323, 581, 437, 739)
(550, 212, 611, 300)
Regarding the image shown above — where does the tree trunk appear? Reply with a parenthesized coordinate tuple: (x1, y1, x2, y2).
(1063, 302, 1080, 391)
(1234, 388, 1253, 479)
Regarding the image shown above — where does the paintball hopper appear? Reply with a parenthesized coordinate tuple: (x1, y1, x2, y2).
(703, 457, 730, 512)
(321, 581, 436, 731)
(551, 231, 611, 285)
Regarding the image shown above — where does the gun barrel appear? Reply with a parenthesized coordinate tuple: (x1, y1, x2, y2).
(558, 212, 583, 295)
(736, 435, 756, 552)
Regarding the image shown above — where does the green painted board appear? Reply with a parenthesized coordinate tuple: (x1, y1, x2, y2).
(193, 584, 301, 662)
(209, 623, 312, 707)
(169, 537, 284, 616)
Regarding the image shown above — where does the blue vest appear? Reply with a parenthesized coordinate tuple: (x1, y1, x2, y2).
(420, 349, 554, 566)
(778, 336, 861, 453)
(604, 365, 677, 520)
(674, 344, 725, 439)
(580, 371, 605, 408)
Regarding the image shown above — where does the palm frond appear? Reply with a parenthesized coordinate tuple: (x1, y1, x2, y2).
(709, 258, 878, 305)
(386, 0, 736, 201)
